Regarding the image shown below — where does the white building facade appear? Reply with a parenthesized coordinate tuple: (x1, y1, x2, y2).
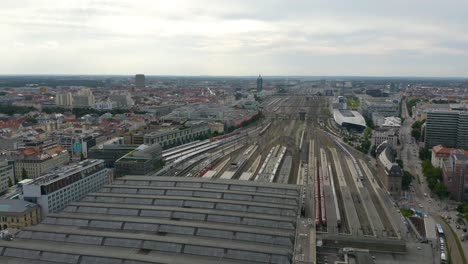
(21, 159, 111, 218)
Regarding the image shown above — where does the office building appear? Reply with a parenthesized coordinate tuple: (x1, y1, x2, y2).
(21, 159, 111, 218)
(442, 153, 468, 201)
(0, 176, 299, 264)
(425, 110, 468, 149)
(57, 133, 97, 160)
(88, 138, 139, 168)
(54, 92, 73, 107)
(0, 160, 14, 194)
(144, 122, 210, 149)
(12, 145, 70, 180)
(256, 74, 263, 92)
(135, 74, 146, 88)
(360, 97, 399, 118)
(378, 145, 402, 198)
(0, 199, 41, 230)
(114, 144, 163, 177)
(371, 128, 398, 147)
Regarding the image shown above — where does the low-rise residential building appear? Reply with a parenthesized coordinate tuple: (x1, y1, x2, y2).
(377, 144, 402, 198)
(0, 160, 14, 194)
(431, 145, 468, 168)
(11, 145, 70, 180)
(442, 153, 468, 201)
(20, 159, 111, 218)
(143, 122, 210, 149)
(115, 144, 163, 177)
(371, 128, 398, 147)
(0, 199, 41, 230)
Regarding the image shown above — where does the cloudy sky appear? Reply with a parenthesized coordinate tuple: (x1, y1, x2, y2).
(1, 0, 468, 76)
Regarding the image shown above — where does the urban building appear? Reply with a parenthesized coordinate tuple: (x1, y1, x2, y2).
(0, 199, 41, 230)
(57, 133, 97, 160)
(360, 97, 399, 118)
(110, 92, 135, 108)
(123, 132, 145, 145)
(72, 88, 95, 108)
(256, 74, 263, 92)
(88, 138, 139, 168)
(11, 145, 70, 180)
(144, 122, 210, 148)
(431, 145, 468, 168)
(208, 122, 225, 134)
(366, 89, 383, 97)
(377, 144, 402, 198)
(332, 96, 347, 110)
(0, 176, 299, 264)
(95, 99, 117, 110)
(425, 110, 468, 149)
(20, 159, 111, 218)
(54, 92, 73, 107)
(332, 109, 366, 131)
(371, 128, 398, 147)
(442, 153, 468, 201)
(114, 144, 163, 177)
(0, 160, 14, 194)
(135, 74, 146, 88)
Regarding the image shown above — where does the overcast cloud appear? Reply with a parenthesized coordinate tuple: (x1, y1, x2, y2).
(1, 0, 468, 76)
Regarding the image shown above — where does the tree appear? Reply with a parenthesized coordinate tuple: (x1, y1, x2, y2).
(363, 127, 372, 139)
(419, 147, 431, 161)
(434, 182, 448, 198)
(402, 171, 413, 190)
(80, 153, 85, 161)
(396, 159, 404, 168)
(21, 168, 28, 179)
(7, 177, 13, 187)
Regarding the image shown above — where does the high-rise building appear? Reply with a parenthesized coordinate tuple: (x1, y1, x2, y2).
(55, 92, 73, 107)
(72, 88, 95, 108)
(443, 153, 468, 201)
(425, 110, 468, 149)
(20, 159, 111, 218)
(256, 74, 263, 92)
(135, 74, 145, 88)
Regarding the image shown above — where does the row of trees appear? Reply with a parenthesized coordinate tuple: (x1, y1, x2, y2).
(406, 98, 420, 116)
(421, 160, 448, 198)
(42, 107, 140, 118)
(411, 119, 425, 141)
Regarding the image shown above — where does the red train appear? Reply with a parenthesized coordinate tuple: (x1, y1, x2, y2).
(197, 164, 213, 177)
(210, 131, 241, 142)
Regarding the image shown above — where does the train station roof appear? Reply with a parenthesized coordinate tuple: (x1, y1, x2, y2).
(0, 176, 300, 264)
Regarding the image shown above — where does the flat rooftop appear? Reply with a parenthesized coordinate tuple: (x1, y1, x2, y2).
(0, 176, 300, 264)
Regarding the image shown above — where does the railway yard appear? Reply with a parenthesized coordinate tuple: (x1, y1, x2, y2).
(152, 91, 422, 263)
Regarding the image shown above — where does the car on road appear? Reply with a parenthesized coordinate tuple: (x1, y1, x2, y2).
(457, 225, 460, 229)
(423, 193, 428, 197)
(418, 204, 423, 208)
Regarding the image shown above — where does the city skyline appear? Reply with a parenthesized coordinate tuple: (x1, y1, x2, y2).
(1, 0, 468, 77)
